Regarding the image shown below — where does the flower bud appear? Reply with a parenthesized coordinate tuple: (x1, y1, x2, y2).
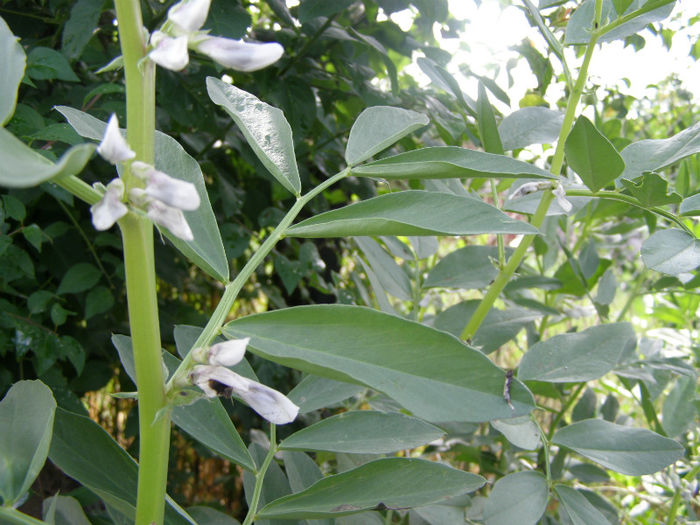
(193, 36, 283, 72)
(132, 161, 200, 211)
(146, 200, 194, 241)
(149, 32, 189, 71)
(90, 178, 128, 230)
(97, 114, 135, 164)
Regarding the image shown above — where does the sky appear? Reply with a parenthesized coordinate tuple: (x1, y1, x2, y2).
(398, 0, 700, 112)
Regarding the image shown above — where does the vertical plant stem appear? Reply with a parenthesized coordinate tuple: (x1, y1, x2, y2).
(113, 1, 169, 524)
(461, 10, 601, 341)
(242, 425, 278, 525)
(531, 415, 553, 487)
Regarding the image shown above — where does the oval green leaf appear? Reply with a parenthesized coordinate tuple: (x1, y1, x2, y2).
(279, 411, 444, 454)
(552, 419, 684, 475)
(49, 407, 195, 524)
(345, 106, 429, 167)
(564, 116, 625, 192)
(287, 191, 538, 238)
(641, 229, 700, 275)
(352, 147, 554, 180)
(498, 107, 564, 151)
(483, 471, 548, 525)
(424, 246, 501, 290)
(0, 127, 94, 189)
(0, 16, 26, 126)
(206, 77, 300, 195)
(257, 458, 485, 519)
(222, 305, 536, 423)
(518, 323, 636, 383)
(0, 380, 56, 505)
(288, 375, 365, 414)
(554, 486, 610, 525)
(55, 106, 229, 282)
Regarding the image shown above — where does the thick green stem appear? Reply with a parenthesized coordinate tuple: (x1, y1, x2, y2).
(0, 507, 47, 525)
(167, 169, 350, 389)
(461, 11, 601, 341)
(242, 425, 278, 525)
(56, 174, 101, 205)
(113, 1, 168, 524)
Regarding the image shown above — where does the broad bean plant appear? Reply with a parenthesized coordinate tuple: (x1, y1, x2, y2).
(0, 0, 697, 524)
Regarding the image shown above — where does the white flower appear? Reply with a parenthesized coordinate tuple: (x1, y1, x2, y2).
(191, 364, 299, 425)
(193, 37, 284, 72)
(168, 0, 211, 34)
(149, 32, 189, 71)
(90, 178, 128, 230)
(131, 161, 200, 211)
(146, 200, 194, 241)
(97, 114, 135, 164)
(553, 184, 573, 213)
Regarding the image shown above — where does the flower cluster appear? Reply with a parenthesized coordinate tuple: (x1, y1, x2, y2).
(149, 0, 283, 72)
(90, 114, 200, 240)
(190, 338, 299, 425)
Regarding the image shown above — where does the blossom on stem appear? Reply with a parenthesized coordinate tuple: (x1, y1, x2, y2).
(90, 179, 128, 230)
(148, 31, 189, 71)
(191, 364, 299, 425)
(192, 37, 284, 72)
(146, 199, 194, 241)
(131, 161, 200, 211)
(97, 114, 135, 164)
(168, 0, 211, 34)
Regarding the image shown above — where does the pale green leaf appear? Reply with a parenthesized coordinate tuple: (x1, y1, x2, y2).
(498, 107, 564, 151)
(641, 229, 700, 275)
(483, 471, 548, 525)
(554, 486, 609, 525)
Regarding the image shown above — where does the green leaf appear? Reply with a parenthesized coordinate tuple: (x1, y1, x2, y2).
(203, 1, 252, 39)
(61, 0, 105, 60)
(662, 375, 697, 437)
(243, 443, 292, 525)
(423, 246, 500, 290)
(641, 229, 700, 275)
(222, 305, 536, 423)
(0, 15, 26, 126)
(491, 416, 541, 450)
(434, 301, 542, 354)
(498, 107, 564, 151)
(564, 116, 625, 192)
(43, 495, 91, 525)
(111, 333, 256, 472)
(0, 380, 56, 505)
(554, 486, 609, 525)
(48, 407, 196, 524)
(483, 471, 548, 525)
(352, 147, 554, 180)
(186, 506, 241, 525)
(287, 375, 365, 414)
(85, 285, 114, 320)
(0, 128, 94, 188)
(26, 47, 79, 82)
(620, 173, 681, 207)
(355, 237, 411, 301)
(257, 458, 485, 519)
(416, 57, 475, 115)
(298, 0, 355, 23)
(552, 418, 684, 475)
(620, 122, 700, 180)
(476, 83, 504, 155)
(344, 106, 429, 167)
(206, 77, 300, 196)
(679, 193, 700, 216)
(565, 0, 676, 45)
(27, 290, 54, 314)
(56, 263, 102, 295)
(286, 191, 538, 238)
(55, 106, 229, 282)
(279, 411, 444, 454)
(56, 262, 101, 295)
(518, 323, 636, 382)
